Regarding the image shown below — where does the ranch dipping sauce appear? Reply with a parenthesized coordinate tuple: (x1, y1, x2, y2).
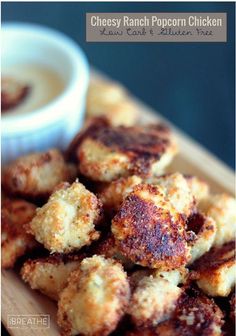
(1, 63, 65, 115)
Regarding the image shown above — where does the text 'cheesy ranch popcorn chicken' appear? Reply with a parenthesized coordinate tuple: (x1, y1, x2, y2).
(199, 193, 236, 247)
(112, 184, 191, 270)
(21, 254, 83, 301)
(1, 198, 38, 268)
(187, 213, 217, 264)
(57, 255, 130, 336)
(126, 287, 224, 336)
(128, 268, 187, 328)
(29, 181, 102, 253)
(75, 117, 178, 182)
(193, 241, 236, 297)
(2, 149, 77, 199)
(86, 78, 138, 126)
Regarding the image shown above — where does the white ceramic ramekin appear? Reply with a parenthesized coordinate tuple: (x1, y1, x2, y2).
(1, 22, 89, 164)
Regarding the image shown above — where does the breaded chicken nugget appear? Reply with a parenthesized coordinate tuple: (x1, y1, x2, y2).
(91, 234, 134, 270)
(187, 213, 216, 264)
(21, 254, 83, 300)
(29, 181, 101, 253)
(193, 241, 235, 297)
(126, 287, 224, 336)
(57, 255, 130, 336)
(86, 78, 138, 126)
(2, 149, 77, 199)
(1, 198, 37, 268)
(76, 118, 178, 182)
(128, 269, 186, 328)
(184, 175, 210, 203)
(98, 175, 142, 213)
(112, 184, 190, 270)
(154, 173, 195, 218)
(199, 194, 236, 246)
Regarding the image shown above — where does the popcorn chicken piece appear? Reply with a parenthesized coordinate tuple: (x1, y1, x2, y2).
(112, 184, 190, 270)
(126, 287, 224, 336)
(128, 269, 186, 328)
(153, 173, 195, 218)
(57, 255, 130, 336)
(1, 198, 37, 268)
(75, 118, 178, 182)
(21, 254, 82, 300)
(98, 175, 142, 213)
(91, 234, 134, 270)
(1, 76, 30, 111)
(194, 241, 235, 297)
(86, 78, 138, 126)
(184, 175, 210, 203)
(199, 194, 236, 246)
(187, 213, 217, 264)
(2, 149, 77, 199)
(29, 181, 101, 253)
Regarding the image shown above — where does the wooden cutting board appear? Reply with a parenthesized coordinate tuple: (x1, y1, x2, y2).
(2, 73, 235, 336)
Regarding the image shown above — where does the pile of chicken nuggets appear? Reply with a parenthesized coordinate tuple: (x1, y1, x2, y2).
(2, 79, 236, 336)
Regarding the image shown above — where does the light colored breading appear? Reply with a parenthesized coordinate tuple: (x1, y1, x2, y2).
(129, 269, 153, 291)
(2, 149, 77, 198)
(199, 193, 236, 246)
(153, 173, 195, 218)
(153, 267, 188, 286)
(185, 175, 210, 203)
(98, 175, 142, 212)
(194, 241, 236, 297)
(91, 234, 134, 270)
(28, 181, 101, 253)
(126, 288, 224, 336)
(57, 255, 130, 336)
(187, 213, 217, 264)
(76, 119, 178, 182)
(86, 78, 138, 126)
(128, 270, 183, 328)
(112, 184, 190, 270)
(21, 254, 82, 300)
(1, 198, 37, 268)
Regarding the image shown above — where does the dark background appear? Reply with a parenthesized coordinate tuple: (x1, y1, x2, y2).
(2, 2, 235, 169)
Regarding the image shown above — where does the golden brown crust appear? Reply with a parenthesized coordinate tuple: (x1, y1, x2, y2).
(153, 173, 196, 218)
(28, 181, 102, 253)
(1, 198, 38, 268)
(112, 184, 190, 270)
(2, 149, 77, 199)
(193, 241, 236, 297)
(126, 287, 224, 336)
(73, 118, 177, 182)
(21, 254, 83, 300)
(57, 255, 130, 336)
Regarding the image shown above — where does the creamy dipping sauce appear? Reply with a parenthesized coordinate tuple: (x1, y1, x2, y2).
(1, 63, 65, 115)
